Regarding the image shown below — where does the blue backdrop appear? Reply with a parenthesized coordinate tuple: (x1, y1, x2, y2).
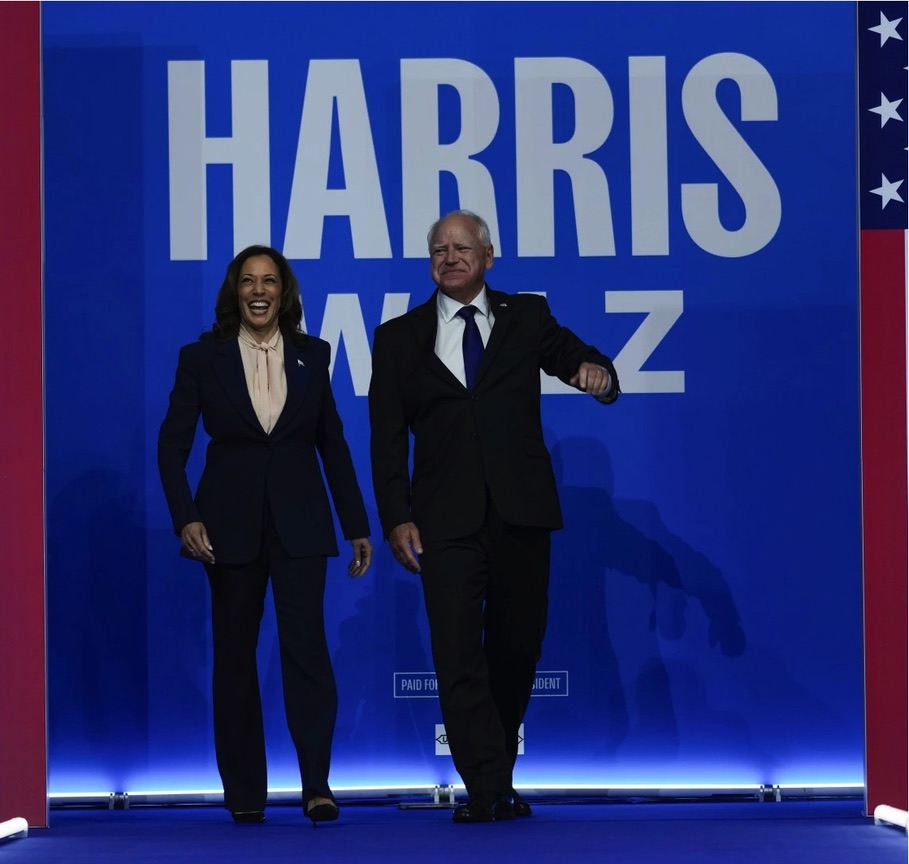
(41, 1, 862, 794)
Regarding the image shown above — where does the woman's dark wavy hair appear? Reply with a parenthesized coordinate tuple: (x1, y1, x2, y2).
(208, 245, 307, 346)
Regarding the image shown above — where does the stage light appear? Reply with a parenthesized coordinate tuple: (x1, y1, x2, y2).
(0, 818, 28, 841)
(874, 804, 908, 830)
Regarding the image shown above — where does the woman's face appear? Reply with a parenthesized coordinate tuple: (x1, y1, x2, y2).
(237, 255, 282, 340)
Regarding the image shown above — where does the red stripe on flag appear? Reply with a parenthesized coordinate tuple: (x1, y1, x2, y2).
(0, 2, 46, 828)
(860, 228, 909, 812)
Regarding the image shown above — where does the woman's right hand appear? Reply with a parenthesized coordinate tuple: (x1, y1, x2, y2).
(181, 522, 215, 564)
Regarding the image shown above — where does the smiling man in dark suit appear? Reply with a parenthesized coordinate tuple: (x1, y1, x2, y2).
(368, 210, 620, 823)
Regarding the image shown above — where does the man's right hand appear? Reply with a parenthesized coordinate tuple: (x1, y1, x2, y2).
(389, 522, 423, 573)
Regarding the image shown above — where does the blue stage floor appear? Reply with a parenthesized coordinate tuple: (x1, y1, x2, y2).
(1, 799, 905, 864)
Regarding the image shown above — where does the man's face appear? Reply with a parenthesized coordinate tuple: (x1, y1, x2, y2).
(429, 215, 494, 304)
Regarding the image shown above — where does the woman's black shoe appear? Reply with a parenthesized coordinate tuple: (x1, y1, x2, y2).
(306, 799, 339, 824)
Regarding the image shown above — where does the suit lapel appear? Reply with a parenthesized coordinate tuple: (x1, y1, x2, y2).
(409, 292, 463, 388)
(211, 339, 263, 433)
(411, 287, 517, 391)
(478, 289, 512, 381)
(271, 334, 312, 438)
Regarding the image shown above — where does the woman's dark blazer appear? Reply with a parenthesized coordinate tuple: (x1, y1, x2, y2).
(158, 329, 369, 565)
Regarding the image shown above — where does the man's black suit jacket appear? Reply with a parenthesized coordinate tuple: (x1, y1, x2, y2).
(368, 288, 618, 543)
(158, 330, 369, 565)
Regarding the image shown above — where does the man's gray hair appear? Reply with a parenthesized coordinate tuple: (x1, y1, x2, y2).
(427, 210, 492, 250)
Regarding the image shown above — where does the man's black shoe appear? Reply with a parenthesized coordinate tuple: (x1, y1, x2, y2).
(231, 810, 266, 824)
(452, 797, 515, 823)
(511, 789, 533, 817)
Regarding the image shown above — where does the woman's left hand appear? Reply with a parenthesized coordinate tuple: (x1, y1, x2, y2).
(348, 537, 373, 577)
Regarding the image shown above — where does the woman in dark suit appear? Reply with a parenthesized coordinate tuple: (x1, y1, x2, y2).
(158, 245, 372, 825)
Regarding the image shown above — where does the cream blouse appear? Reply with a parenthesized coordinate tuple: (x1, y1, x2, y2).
(237, 325, 287, 434)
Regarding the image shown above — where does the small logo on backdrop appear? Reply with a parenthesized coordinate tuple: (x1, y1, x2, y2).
(397, 671, 568, 698)
(532, 671, 569, 697)
(394, 672, 440, 698)
(435, 724, 524, 756)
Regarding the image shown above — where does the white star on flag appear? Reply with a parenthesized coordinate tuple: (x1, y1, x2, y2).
(870, 173, 905, 208)
(869, 92, 905, 127)
(869, 11, 904, 46)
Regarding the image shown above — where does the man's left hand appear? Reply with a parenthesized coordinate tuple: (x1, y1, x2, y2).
(569, 362, 611, 398)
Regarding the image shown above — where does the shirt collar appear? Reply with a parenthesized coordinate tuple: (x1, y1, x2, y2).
(238, 324, 282, 351)
(437, 286, 490, 324)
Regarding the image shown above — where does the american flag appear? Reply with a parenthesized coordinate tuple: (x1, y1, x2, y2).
(859, 3, 907, 230)
(858, 2, 908, 814)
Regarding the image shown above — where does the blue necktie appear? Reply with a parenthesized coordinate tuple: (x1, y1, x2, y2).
(457, 305, 484, 390)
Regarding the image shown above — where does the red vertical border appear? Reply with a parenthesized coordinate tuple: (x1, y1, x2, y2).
(0, 2, 46, 829)
(860, 229, 909, 813)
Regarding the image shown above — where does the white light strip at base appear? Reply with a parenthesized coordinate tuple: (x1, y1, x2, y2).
(874, 804, 909, 830)
(48, 782, 865, 808)
(0, 818, 28, 841)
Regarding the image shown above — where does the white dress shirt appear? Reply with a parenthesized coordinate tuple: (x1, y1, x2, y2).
(434, 287, 495, 388)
